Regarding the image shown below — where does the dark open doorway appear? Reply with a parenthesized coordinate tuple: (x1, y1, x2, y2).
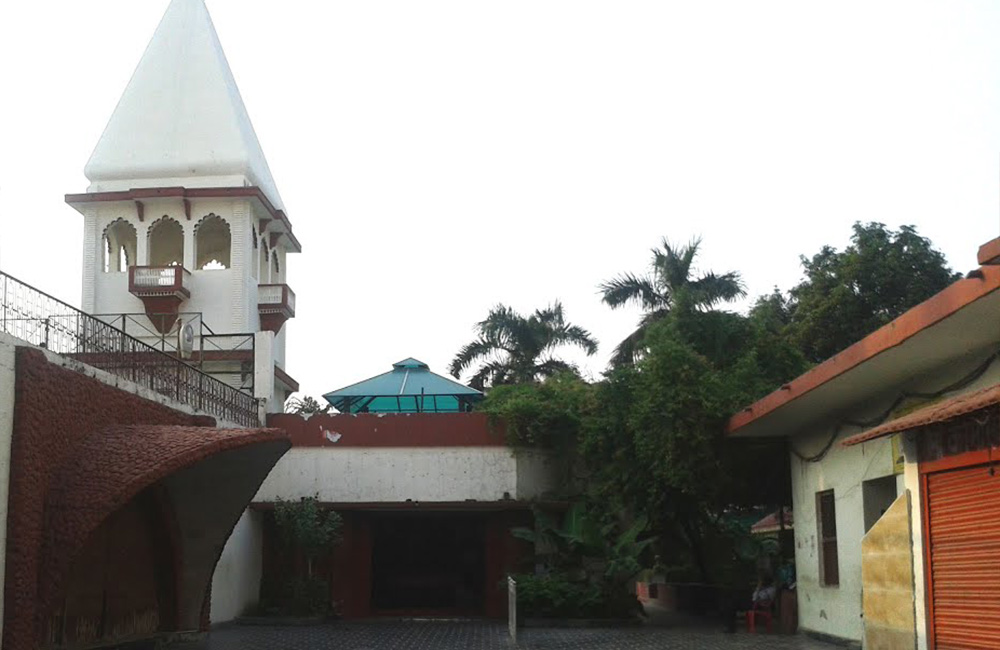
(371, 512, 486, 614)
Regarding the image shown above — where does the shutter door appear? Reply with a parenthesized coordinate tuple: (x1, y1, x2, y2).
(926, 464, 1000, 649)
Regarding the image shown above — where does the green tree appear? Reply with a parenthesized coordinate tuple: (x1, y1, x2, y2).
(285, 395, 332, 415)
(449, 302, 598, 389)
(788, 222, 960, 363)
(599, 238, 745, 366)
(273, 496, 342, 578)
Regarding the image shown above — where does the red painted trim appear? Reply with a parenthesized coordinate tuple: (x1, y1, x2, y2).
(192, 349, 253, 363)
(250, 500, 536, 511)
(918, 447, 1000, 475)
(65, 186, 302, 252)
(979, 237, 1000, 266)
(266, 412, 507, 447)
(727, 266, 1000, 434)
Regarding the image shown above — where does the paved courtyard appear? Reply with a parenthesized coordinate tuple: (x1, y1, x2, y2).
(186, 621, 842, 650)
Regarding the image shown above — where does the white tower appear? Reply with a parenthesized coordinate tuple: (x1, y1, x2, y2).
(65, 0, 299, 412)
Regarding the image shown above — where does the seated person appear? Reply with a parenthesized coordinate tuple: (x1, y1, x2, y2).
(722, 573, 775, 632)
(751, 576, 776, 608)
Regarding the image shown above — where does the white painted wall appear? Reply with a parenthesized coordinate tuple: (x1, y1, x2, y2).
(791, 429, 894, 642)
(254, 447, 555, 503)
(211, 509, 264, 623)
(0, 334, 20, 641)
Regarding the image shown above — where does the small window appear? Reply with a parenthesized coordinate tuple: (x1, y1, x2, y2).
(817, 490, 839, 586)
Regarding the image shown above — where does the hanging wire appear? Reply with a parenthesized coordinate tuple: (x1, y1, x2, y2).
(791, 350, 1000, 463)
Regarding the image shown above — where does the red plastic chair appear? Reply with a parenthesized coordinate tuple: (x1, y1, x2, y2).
(746, 599, 774, 633)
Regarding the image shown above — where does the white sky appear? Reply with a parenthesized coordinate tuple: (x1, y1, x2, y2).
(1, 1, 998, 400)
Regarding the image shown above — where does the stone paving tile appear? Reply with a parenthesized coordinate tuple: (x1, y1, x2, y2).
(187, 620, 842, 650)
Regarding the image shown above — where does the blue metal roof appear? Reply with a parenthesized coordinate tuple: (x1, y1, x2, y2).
(322, 358, 484, 414)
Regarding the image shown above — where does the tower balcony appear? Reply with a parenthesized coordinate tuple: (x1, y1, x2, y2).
(258, 284, 295, 334)
(129, 266, 190, 334)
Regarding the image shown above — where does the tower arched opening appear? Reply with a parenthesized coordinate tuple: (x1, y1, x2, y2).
(147, 217, 184, 267)
(194, 214, 231, 270)
(102, 219, 137, 273)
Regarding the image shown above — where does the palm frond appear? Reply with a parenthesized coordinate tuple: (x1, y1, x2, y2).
(688, 271, 746, 309)
(449, 338, 496, 378)
(534, 357, 578, 379)
(653, 237, 701, 294)
(556, 323, 599, 356)
(609, 324, 648, 367)
(469, 360, 510, 390)
(599, 273, 663, 311)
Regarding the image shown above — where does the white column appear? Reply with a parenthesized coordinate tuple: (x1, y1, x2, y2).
(230, 201, 249, 331)
(81, 206, 100, 313)
(254, 331, 275, 405)
(136, 221, 149, 267)
(183, 220, 196, 270)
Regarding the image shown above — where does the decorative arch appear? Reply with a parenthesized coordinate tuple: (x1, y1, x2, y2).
(102, 219, 137, 273)
(147, 216, 184, 267)
(194, 214, 231, 270)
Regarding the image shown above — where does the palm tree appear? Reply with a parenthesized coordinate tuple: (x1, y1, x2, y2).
(600, 237, 745, 366)
(449, 302, 598, 389)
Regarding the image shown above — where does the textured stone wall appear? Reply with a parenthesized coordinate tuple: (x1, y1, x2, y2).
(861, 491, 916, 650)
(5, 346, 289, 650)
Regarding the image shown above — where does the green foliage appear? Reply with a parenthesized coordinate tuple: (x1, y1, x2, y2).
(449, 302, 598, 390)
(599, 238, 746, 366)
(788, 222, 960, 363)
(480, 373, 594, 450)
(267, 497, 343, 617)
(511, 504, 651, 619)
(285, 395, 332, 415)
(274, 496, 343, 562)
(512, 572, 641, 619)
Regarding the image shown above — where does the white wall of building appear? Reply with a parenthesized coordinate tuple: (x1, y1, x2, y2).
(211, 509, 264, 623)
(85, 197, 291, 353)
(254, 447, 554, 503)
(0, 334, 20, 641)
(791, 429, 895, 642)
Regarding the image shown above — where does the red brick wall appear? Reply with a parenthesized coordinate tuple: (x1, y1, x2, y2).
(45, 490, 173, 648)
(5, 348, 291, 650)
(5, 348, 212, 650)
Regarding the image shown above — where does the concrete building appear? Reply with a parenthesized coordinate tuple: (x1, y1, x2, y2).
(728, 237, 1000, 649)
(255, 360, 556, 618)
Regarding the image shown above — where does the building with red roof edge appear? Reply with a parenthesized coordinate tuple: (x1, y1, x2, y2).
(728, 236, 1000, 648)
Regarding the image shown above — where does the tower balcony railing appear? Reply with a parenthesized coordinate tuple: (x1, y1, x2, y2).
(257, 284, 295, 334)
(258, 284, 295, 317)
(257, 284, 295, 318)
(129, 265, 190, 298)
(0, 270, 259, 427)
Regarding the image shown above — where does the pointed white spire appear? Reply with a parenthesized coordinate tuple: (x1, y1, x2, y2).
(84, 0, 285, 209)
